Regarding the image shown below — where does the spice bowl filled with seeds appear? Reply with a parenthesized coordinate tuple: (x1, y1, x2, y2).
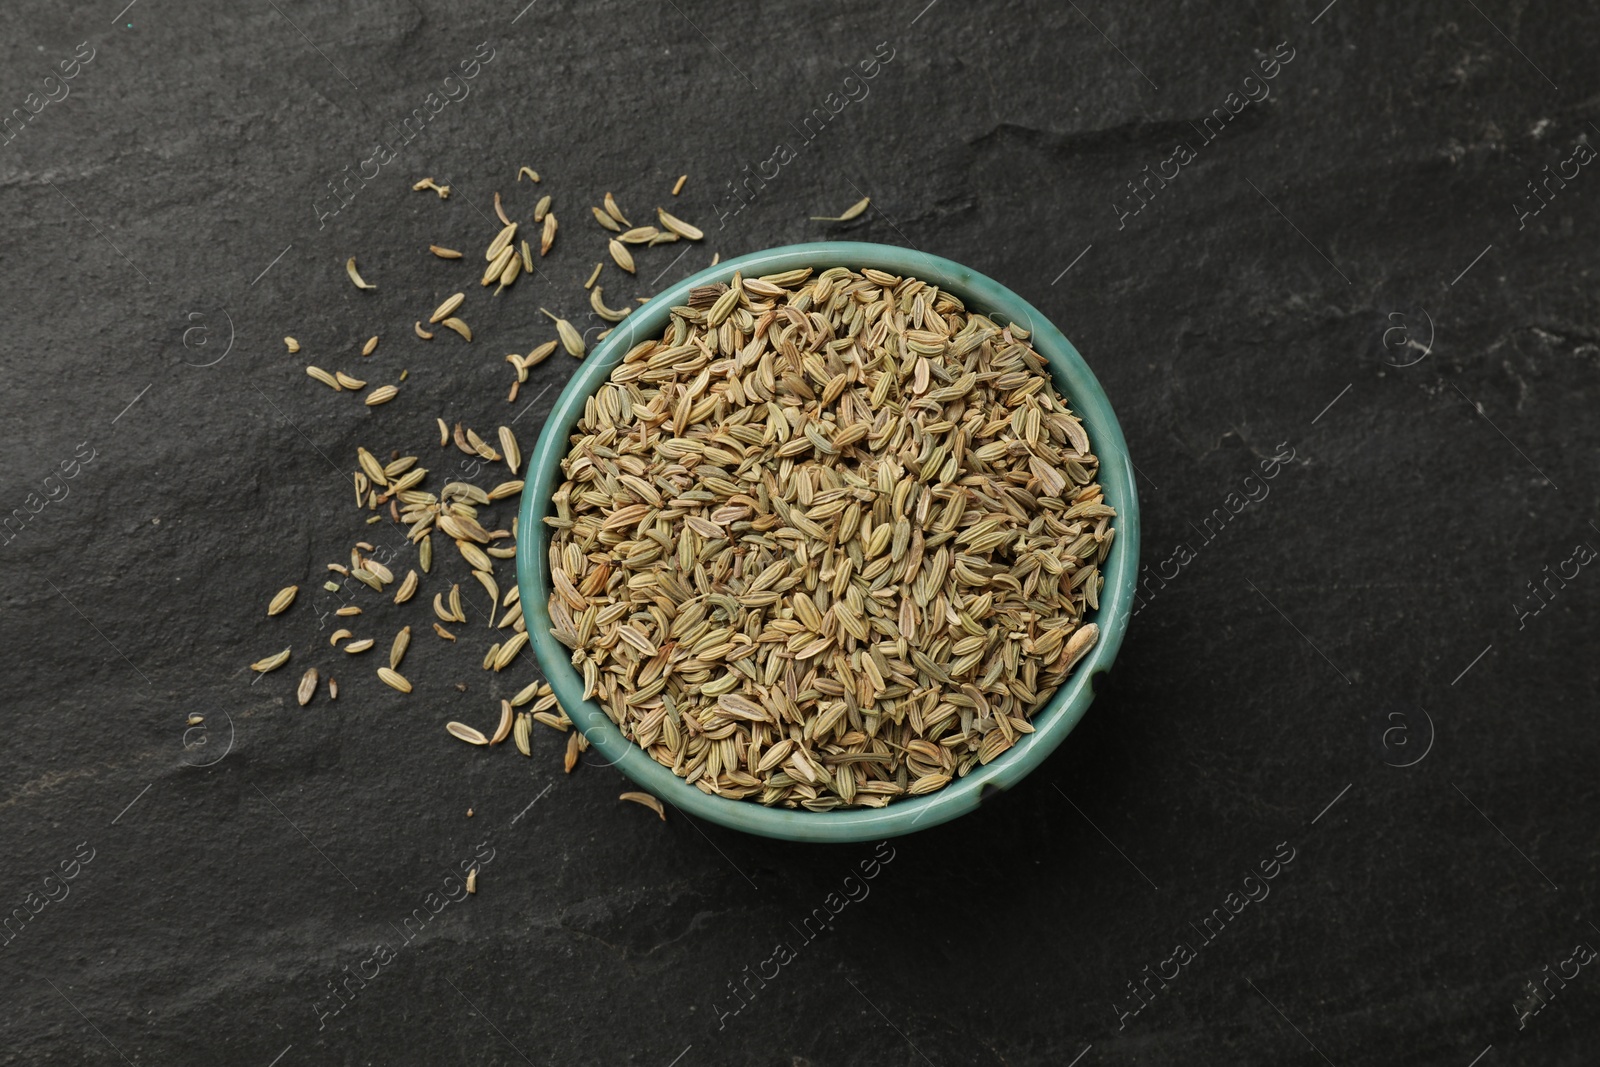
(519, 242, 1138, 842)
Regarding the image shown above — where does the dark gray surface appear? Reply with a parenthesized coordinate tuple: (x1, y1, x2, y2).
(3, 1, 1598, 1064)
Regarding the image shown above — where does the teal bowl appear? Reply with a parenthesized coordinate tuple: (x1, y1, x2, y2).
(518, 241, 1139, 842)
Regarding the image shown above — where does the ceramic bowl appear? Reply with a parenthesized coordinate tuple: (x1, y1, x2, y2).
(518, 241, 1139, 842)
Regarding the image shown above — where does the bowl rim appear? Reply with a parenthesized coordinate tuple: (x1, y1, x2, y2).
(518, 241, 1139, 843)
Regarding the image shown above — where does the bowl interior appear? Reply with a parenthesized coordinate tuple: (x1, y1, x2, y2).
(518, 241, 1139, 842)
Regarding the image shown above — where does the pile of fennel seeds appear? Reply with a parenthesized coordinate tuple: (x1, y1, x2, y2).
(546, 266, 1113, 810)
(256, 170, 715, 776)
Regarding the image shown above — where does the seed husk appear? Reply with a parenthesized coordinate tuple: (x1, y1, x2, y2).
(707, 285, 739, 327)
(251, 648, 291, 673)
(390, 626, 412, 670)
(285, 337, 300, 353)
(466, 867, 478, 893)
(810, 196, 871, 221)
(497, 252, 522, 291)
(541, 308, 585, 357)
(591, 206, 621, 232)
(327, 677, 339, 700)
(392, 458, 426, 489)
(518, 166, 540, 182)
(415, 321, 434, 340)
(491, 700, 514, 744)
(447, 721, 490, 745)
(329, 629, 353, 646)
(460, 540, 493, 572)
(344, 638, 375, 654)
(494, 190, 511, 226)
(464, 429, 499, 462)
(267, 585, 299, 616)
(534, 194, 551, 222)
(362, 335, 378, 356)
(335, 605, 361, 617)
(656, 208, 703, 241)
(430, 245, 463, 259)
(356, 447, 386, 485)
(434, 622, 457, 641)
(440, 317, 472, 341)
(498, 426, 520, 473)
(430, 292, 466, 324)
(486, 222, 518, 262)
(584, 262, 603, 289)
(493, 631, 528, 671)
(590, 287, 631, 322)
(335, 371, 366, 390)
(482, 247, 514, 286)
(603, 192, 630, 225)
(378, 667, 412, 693)
(306, 366, 341, 390)
(394, 570, 419, 604)
(364, 385, 399, 406)
(346, 257, 375, 290)
(607, 239, 635, 274)
(525, 339, 559, 368)
(672, 174, 687, 196)
(619, 792, 666, 821)
(297, 668, 319, 706)
(563, 730, 580, 773)
(1061, 622, 1100, 672)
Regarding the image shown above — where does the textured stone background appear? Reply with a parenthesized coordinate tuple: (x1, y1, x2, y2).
(2, 1, 1598, 1064)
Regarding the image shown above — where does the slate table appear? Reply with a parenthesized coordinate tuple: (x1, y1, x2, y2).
(3, 1, 1597, 1064)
